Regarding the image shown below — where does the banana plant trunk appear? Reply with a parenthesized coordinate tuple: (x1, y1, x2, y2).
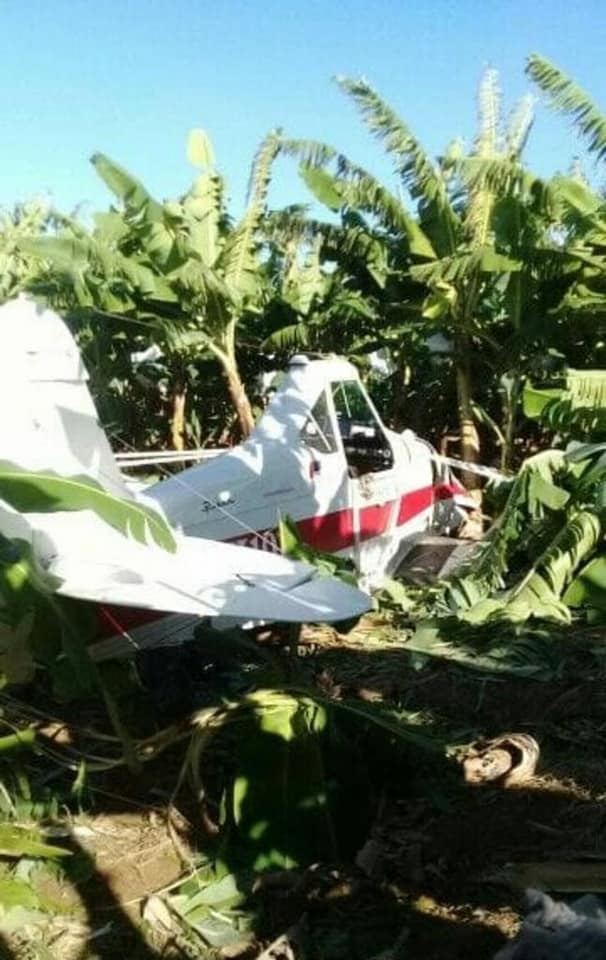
(500, 372, 520, 473)
(455, 340, 481, 497)
(171, 376, 187, 451)
(224, 363, 255, 439)
(210, 326, 255, 440)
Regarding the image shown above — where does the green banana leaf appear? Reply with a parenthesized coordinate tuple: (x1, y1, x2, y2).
(405, 620, 559, 679)
(0, 824, 70, 859)
(278, 514, 357, 583)
(458, 510, 601, 625)
(523, 383, 563, 418)
(0, 461, 176, 553)
(232, 694, 336, 870)
(564, 555, 606, 611)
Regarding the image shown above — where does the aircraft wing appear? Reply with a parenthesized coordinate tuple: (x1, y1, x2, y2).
(40, 519, 370, 624)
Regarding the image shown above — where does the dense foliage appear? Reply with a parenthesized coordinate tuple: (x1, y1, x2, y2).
(2, 55, 600, 465)
(0, 54, 606, 956)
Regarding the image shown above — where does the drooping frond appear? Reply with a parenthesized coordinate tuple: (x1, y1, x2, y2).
(21, 233, 177, 307)
(264, 209, 389, 287)
(91, 154, 183, 274)
(91, 153, 163, 222)
(245, 129, 282, 210)
(299, 164, 343, 211)
(335, 76, 459, 250)
(263, 321, 311, 351)
(505, 94, 535, 159)
(526, 54, 606, 162)
(566, 369, 606, 407)
(264, 207, 329, 247)
(562, 281, 606, 316)
(279, 137, 436, 258)
(410, 251, 475, 286)
(462, 155, 536, 193)
(331, 222, 390, 286)
(221, 130, 281, 301)
(524, 370, 606, 439)
(546, 174, 606, 238)
(410, 246, 520, 287)
(525, 370, 606, 412)
(340, 172, 436, 258)
(277, 137, 337, 170)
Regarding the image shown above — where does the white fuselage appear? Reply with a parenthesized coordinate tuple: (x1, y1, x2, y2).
(0, 300, 372, 654)
(147, 356, 467, 587)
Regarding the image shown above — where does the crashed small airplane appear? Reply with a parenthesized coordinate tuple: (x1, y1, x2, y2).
(0, 298, 372, 660)
(147, 355, 474, 587)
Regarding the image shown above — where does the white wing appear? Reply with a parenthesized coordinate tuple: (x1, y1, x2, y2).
(48, 526, 369, 622)
(17, 510, 369, 624)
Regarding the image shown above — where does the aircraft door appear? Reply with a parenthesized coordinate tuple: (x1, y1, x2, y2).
(330, 380, 399, 578)
(298, 388, 350, 546)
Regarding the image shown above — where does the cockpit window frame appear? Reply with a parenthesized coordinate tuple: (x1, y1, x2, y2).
(330, 379, 394, 476)
(300, 388, 339, 455)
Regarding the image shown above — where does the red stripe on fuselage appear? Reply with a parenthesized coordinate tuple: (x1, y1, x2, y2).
(296, 499, 398, 552)
(435, 480, 467, 500)
(395, 481, 464, 525)
(231, 482, 454, 554)
(359, 500, 397, 541)
(396, 485, 434, 524)
(296, 508, 355, 552)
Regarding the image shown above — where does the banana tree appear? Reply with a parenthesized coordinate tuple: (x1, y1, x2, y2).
(23, 130, 280, 444)
(278, 70, 570, 476)
(262, 206, 391, 359)
(0, 201, 56, 303)
(523, 56, 606, 363)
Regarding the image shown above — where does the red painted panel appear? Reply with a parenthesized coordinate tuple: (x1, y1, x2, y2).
(435, 480, 466, 500)
(396, 485, 435, 525)
(297, 501, 396, 552)
(358, 501, 396, 542)
(296, 508, 355, 553)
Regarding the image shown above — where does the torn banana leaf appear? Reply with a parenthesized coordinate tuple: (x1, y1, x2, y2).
(565, 555, 606, 611)
(405, 621, 562, 679)
(448, 510, 602, 625)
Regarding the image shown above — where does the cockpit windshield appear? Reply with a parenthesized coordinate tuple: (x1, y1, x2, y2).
(331, 380, 394, 475)
(300, 390, 338, 454)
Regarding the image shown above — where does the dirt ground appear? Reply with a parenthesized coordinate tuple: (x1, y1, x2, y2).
(5, 616, 606, 960)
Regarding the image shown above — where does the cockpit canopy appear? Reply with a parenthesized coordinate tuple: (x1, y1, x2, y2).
(301, 378, 394, 477)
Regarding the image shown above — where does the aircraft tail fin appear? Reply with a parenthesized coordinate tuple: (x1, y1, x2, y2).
(0, 296, 128, 498)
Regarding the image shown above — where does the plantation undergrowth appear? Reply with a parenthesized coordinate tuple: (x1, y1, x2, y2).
(0, 603, 605, 960)
(1, 393, 606, 957)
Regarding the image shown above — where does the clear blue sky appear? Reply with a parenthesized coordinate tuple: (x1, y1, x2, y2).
(1, 0, 605, 218)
